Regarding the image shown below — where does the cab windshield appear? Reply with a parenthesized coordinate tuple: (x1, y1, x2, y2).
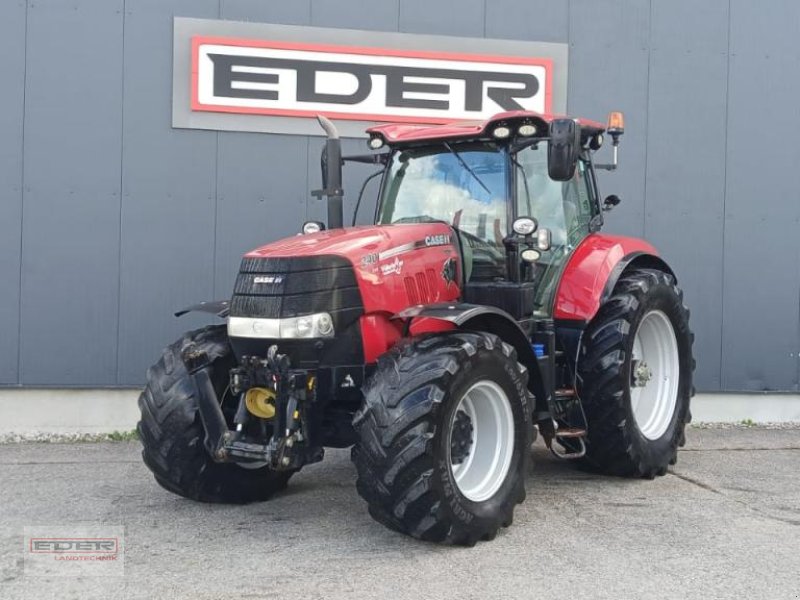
(377, 143, 509, 280)
(378, 143, 507, 237)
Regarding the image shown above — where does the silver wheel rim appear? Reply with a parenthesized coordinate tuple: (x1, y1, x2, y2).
(630, 310, 680, 440)
(449, 380, 515, 503)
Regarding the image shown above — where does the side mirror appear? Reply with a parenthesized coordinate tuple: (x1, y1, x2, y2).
(548, 118, 581, 182)
(603, 194, 621, 211)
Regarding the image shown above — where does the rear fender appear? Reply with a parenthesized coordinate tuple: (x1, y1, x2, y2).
(553, 234, 674, 324)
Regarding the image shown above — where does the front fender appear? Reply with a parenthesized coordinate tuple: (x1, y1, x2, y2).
(393, 303, 517, 327)
(174, 300, 230, 318)
(391, 303, 548, 409)
(553, 234, 673, 323)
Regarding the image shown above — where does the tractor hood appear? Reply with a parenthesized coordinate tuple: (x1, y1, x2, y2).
(246, 225, 393, 258)
(246, 223, 451, 263)
(244, 223, 462, 315)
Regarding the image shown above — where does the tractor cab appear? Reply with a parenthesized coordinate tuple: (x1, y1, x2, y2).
(308, 112, 614, 327)
(371, 116, 605, 318)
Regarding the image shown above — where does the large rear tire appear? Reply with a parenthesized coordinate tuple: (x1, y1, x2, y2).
(137, 325, 295, 503)
(577, 268, 694, 477)
(352, 332, 531, 545)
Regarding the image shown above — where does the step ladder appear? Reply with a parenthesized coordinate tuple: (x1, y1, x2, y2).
(542, 387, 588, 460)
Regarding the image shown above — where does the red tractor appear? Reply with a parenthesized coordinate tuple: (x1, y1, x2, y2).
(138, 110, 693, 545)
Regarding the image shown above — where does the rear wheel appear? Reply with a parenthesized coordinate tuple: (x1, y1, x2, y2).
(137, 325, 295, 503)
(577, 268, 694, 477)
(352, 332, 531, 545)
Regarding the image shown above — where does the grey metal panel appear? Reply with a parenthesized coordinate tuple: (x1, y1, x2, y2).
(567, 0, 650, 239)
(484, 0, 568, 43)
(214, 133, 309, 297)
(644, 0, 729, 391)
(4, 0, 799, 393)
(116, 0, 220, 386)
(311, 0, 399, 30)
(220, 0, 311, 24)
(721, 0, 800, 391)
(19, 0, 123, 385)
(399, 0, 485, 37)
(0, 1, 25, 384)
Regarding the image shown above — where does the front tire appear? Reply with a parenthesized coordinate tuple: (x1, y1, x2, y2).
(137, 325, 295, 503)
(577, 268, 694, 478)
(352, 332, 531, 545)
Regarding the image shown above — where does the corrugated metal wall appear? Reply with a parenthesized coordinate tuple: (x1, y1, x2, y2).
(0, 0, 797, 391)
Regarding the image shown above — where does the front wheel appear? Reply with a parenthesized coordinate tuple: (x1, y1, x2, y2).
(137, 326, 296, 503)
(577, 268, 694, 477)
(352, 332, 532, 545)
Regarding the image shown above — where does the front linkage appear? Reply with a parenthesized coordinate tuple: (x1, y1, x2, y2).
(183, 344, 322, 471)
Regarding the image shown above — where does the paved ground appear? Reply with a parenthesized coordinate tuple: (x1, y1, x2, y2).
(0, 427, 798, 600)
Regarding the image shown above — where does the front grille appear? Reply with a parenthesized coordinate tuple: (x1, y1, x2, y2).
(230, 255, 362, 320)
(228, 254, 365, 368)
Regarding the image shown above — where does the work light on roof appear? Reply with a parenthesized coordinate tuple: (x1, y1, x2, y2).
(492, 126, 511, 139)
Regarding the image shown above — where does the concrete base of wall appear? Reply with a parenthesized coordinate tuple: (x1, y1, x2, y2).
(690, 393, 800, 423)
(0, 389, 798, 437)
(0, 389, 142, 436)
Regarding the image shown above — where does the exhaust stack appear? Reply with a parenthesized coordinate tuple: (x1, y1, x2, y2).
(315, 115, 344, 230)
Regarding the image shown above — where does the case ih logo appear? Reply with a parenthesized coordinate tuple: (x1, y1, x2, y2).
(192, 37, 552, 123)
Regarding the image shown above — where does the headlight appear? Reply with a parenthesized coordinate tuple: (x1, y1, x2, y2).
(301, 221, 325, 235)
(512, 216, 538, 236)
(227, 313, 336, 339)
(316, 313, 334, 336)
(295, 316, 313, 337)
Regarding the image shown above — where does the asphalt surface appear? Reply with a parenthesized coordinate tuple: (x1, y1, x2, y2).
(0, 427, 798, 600)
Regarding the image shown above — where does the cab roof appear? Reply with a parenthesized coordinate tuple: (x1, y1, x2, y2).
(367, 111, 606, 145)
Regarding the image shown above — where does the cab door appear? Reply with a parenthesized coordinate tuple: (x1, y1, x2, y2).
(514, 143, 595, 316)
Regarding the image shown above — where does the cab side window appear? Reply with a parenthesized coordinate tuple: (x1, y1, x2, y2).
(515, 143, 594, 314)
(515, 143, 593, 248)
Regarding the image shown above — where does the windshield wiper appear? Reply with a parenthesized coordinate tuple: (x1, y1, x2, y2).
(443, 142, 491, 195)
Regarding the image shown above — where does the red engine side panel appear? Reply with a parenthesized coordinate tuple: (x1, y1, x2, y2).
(553, 233, 659, 323)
